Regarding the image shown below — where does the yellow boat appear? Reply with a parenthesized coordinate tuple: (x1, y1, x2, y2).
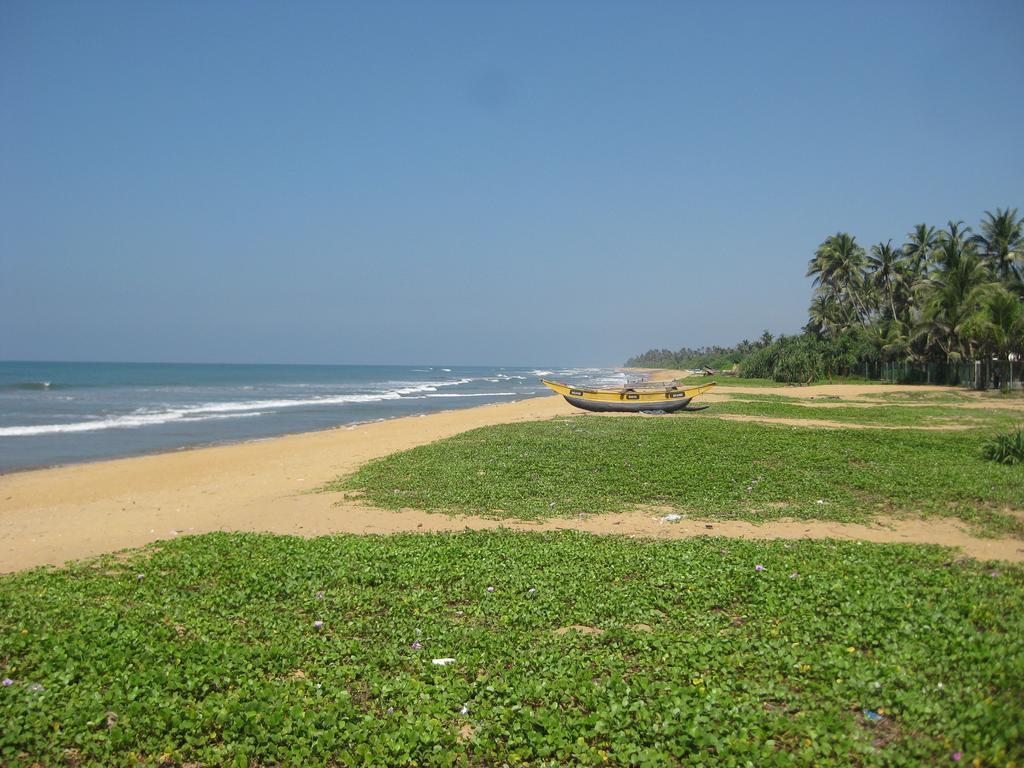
(541, 379, 716, 413)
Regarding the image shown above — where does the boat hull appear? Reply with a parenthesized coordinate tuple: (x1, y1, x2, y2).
(540, 379, 716, 413)
(562, 394, 694, 413)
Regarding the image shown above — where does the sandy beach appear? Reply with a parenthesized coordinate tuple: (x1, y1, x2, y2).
(3, 380, 1023, 573)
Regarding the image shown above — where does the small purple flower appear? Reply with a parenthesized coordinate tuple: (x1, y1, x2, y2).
(755, 564, 765, 572)
(315, 590, 325, 600)
(951, 753, 962, 762)
(411, 641, 423, 650)
(313, 620, 324, 630)
(1, 678, 12, 687)
(486, 586, 495, 593)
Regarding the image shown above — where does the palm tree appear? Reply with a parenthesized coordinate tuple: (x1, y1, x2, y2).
(880, 319, 914, 362)
(807, 233, 869, 325)
(866, 319, 914, 381)
(903, 223, 939, 277)
(807, 292, 848, 339)
(972, 207, 1024, 285)
(932, 221, 975, 273)
(981, 288, 1024, 389)
(867, 240, 906, 322)
(917, 238, 994, 374)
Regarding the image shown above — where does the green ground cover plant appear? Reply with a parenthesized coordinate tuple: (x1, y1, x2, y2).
(710, 399, 1017, 430)
(1, 531, 1021, 767)
(336, 416, 1024, 535)
(859, 391, 973, 404)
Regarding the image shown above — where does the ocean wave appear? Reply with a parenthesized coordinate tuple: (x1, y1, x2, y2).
(530, 370, 554, 377)
(0, 378, 478, 437)
(0, 410, 263, 437)
(2, 381, 58, 391)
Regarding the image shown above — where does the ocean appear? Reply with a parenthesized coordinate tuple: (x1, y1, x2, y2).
(0, 362, 625, 473)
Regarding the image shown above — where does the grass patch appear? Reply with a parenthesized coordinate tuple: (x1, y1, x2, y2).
(1, 531, 1022, 766)
(334, 416, 1024, 536)
(711, 399, 1016, 430)
(860, 391, 973, 404)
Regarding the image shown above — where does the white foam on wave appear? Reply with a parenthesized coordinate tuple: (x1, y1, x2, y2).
(530, 370, 554, 377)
(0, 410, 263, 437)
(0, 378, 478, 437)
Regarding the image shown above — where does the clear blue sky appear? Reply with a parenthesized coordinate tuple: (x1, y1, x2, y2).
(2, 0, 1022, 366)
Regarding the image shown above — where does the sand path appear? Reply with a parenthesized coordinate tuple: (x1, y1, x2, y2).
(2, 388, 1021, 573)
(709, 413, 974, 430)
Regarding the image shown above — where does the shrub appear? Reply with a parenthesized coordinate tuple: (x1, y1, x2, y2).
(738, 343, 778, 379)
(982, 428, 1024, 465)
(738, 334, 823, 383)
(772, 334, 823, 383)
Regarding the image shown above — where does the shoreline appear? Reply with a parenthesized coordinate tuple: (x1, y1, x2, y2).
(0, 395, 572, 572)
(2, 385, 1022, 574)
(0, 406, 507, 479)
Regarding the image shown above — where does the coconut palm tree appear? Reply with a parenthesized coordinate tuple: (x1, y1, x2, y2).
(867, 240, 907, 322)
(980, 288, 1024, 388)
(972, 207, 1024, 285)
(807, 292, 848, 339)
(917, 238, 994, 372)
(881, 319, 914, 361)
(806, 233, 869, 325)
(903, 223, 939, 277)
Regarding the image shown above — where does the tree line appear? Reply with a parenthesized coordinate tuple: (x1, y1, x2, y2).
(625, 333, 774, 372)
(627, 207, 1024, 388)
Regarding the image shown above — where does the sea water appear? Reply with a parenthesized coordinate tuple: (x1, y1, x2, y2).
(0, 362, 625, 473)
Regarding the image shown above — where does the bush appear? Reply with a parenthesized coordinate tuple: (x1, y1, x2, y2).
(738, 344, 778, 379)
(982, 428, 1024, 465)
(772, 335, 823, 383)
(738, 334, 823, 383)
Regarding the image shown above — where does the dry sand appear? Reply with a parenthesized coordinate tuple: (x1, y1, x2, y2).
(0, 396, 571, 573)
(2, 384, 1022, 574)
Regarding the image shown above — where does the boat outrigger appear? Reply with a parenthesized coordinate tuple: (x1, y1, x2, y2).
(542, 379, 716, 413)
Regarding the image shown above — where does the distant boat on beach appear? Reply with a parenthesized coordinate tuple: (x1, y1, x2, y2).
(542, 379, 716, 413)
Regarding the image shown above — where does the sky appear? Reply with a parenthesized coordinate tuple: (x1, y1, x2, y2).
(2, 0, 1023, 367)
